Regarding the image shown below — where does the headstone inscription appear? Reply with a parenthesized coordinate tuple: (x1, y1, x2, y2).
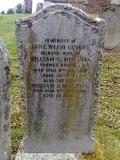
(0, 40, 11, 160)
(101, 4, 120, 51)
(16, 4, 104, 155)
(44, 0, 88, 10)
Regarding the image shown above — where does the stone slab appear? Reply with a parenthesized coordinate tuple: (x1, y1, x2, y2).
(15, 141, 81, 160)
(16, 150, 81, 160)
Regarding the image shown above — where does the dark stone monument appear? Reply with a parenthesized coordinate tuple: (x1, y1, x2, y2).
(24, 0, 32, 13)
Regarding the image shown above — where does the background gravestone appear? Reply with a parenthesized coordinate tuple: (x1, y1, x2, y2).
(44, 0, 88, 10)
(101, 4, 120, 51)
(24, 0, 33, 13)
(0, 40, 11, 160)
(36, 2, 43, 12)
(16, 4, 104, 159)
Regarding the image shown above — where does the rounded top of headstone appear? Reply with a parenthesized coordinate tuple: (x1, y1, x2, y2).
(44, 0, 88, 4)
(16, 4, 103, 28)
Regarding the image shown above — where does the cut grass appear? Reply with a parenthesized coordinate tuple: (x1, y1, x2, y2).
(82, 141, 104, 160)
(97, 52, 120, 160)
(0, 14, 28, 156)
(0, 14, 120, 159)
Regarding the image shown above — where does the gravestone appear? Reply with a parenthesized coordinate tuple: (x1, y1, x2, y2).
(36, 2, 43, 12)
(44, 0, 88, 10)
(0, 40, 11, 160)
(24, 0, 32, 13)
(15, 4, 104, 160)
(101, 4, 120, 51)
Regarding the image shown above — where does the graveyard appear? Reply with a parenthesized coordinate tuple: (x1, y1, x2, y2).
(0, 3, 120, 160)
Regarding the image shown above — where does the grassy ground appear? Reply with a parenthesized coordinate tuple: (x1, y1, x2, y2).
(0, 14, 120, 160)
(0, 14, 27, 157)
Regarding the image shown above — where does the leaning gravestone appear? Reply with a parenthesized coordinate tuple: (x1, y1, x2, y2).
(0, 40, 11, 160)
(101, 4, 120, 51)
(16, 4, 104, 160)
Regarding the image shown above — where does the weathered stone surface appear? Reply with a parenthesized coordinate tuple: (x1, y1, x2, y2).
(16, 4, 104, 154)
(101, 4, 120, 50)
(16, 146, 81, 160)
(0, 40, 11, 160)
(44, 0, 88, 10)
(36, 2, 43, 12)
(111, 0, 120, 5)
(16, 153, 80, 160)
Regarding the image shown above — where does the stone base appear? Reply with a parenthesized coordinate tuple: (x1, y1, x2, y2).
(16, 150, 81, 160)
(23, 136, 94, 153)
(15, 140, 81, 160)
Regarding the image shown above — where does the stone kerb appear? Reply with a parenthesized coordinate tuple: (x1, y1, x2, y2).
(0, 40, 11, 160)
(16, 4, 104, 159)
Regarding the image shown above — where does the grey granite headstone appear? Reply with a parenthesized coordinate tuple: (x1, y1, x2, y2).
(0, 40, 11, 160)
(15, 4, 104, 159)
(101, 4, 120, 51)
(44, 0, 88, 10)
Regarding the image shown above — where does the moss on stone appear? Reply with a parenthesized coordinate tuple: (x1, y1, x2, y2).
(81, 141, 104, 160)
